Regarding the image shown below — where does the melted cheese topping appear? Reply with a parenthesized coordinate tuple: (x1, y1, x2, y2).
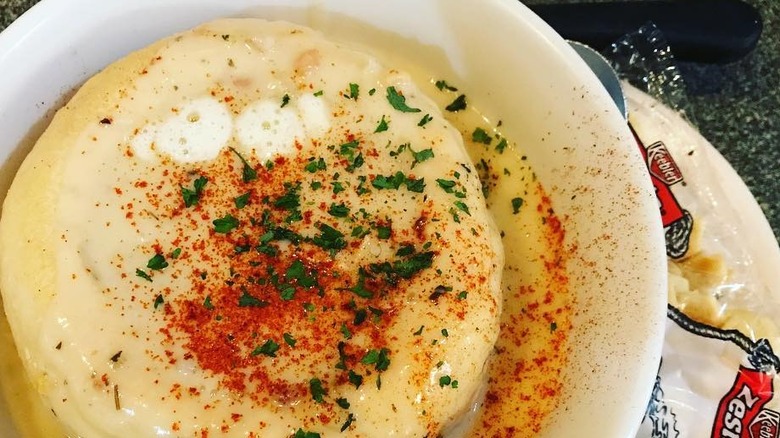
(0, 19, 505, 437)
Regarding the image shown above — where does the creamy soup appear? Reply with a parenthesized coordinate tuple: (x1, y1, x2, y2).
(0, 19, 570, 438)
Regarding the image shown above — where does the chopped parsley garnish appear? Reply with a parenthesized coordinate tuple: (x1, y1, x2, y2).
(309, 378, 326, 403)
(496, 137, 508, 153)
(310, 181, 322, 190)
(311, 223, 347, 252)
(305, 157, 326, 173)
(445, 94, 467, 112)
(331, 181, 345, 194)
(251, 339, 280, 357)
(181, 175, 208, 208)
(170, 248, 182, 259)
(550, 322, 558, 332)
(348, 370, 363, 388)
(418, 113, 433, 127)
(339, 140, 364, 172)
(347, 269, 373, 299)
(449, 207, 461, 223)
(436, 179, 457, 192)
(348, 83, 359, 100)
(328, 203, 350, 218)
(136, 268, 152, 282)
(340, 323, 352, 339)
(472, 127, 493, 145)
(153, 294, 164, 309)
(283, 333, 297, 347)
(413, 325, 424, 336)
(405, 177, 426, 193)
(368, 88, 376, 96)
(213, 214, 239, 233)
(203, 295, 215, 310)
(147, 253, 168, 271)
(369, 250, 434, 283)
(411, 148, 434, 168)
(376, 225, 392, 240)
(458, 291, 469, 300)
(441, 328, 449, 337)
(281, 94, 290, 108)
(361, 348, 390, 371)
(434, 80, 458, 91)
(511, 197, 524, 214)
(274, 183, 301, 210)
(351, 225, 370, 238)
(238, 287, 268, 307)
(229, 147, 257, 182)
(313, 90, 323, 97)
(454, 201, 471, 216)
(293, 429, 321, 438)
(374, 115, 389, 133)
(286, 260, 317, 288)
(386, 86, 421, 113)
(372, 172, 405, 190)
(336, 398, 350, 409)
(234, 191, 251, 209)
(341, 413, 355, 432)
(439, 375, 452, 387)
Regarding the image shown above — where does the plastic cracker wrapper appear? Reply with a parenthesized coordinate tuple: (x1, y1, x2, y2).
(604, 24, 780, 438)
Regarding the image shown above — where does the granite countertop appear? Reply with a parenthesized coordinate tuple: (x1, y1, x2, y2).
(1, 0, 778, 243)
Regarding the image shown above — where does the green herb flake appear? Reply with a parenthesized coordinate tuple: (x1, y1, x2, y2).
(181, 175, 208, 208)
(305, 157, 327, 173)
(238, 288, 268, 308)
(310, 181, 322, 190)
(281, 94, 290, 108)
(439, 375, 452, 387)
(374, 115, 389, 133)
(411, 148, 434, 168)
(434, 80, 458, 92)
(511, 197, 524, 214)
(361, 348, 391, 371)
(313, 90, 324, 97)
(328, 203, 350, 218)
(282, 333, 296, 347)
(339, 140, 364, 172)
(376, 225, 392, 240)
(495, 137, 508, 153)
(368, 88, 376, 96)
(454, 201, 471, 216)
(136, 268, 152, 282)
(340, 323, 352, 339)
(274, 183, 301, 211)
(229, 147, 257, 183)
(336, 398, 350, 409)
(340, 413, 355, 432)
(351, 226, 370, 238)
(372, 171, 405, 190)
(286, 260, 317, 288)
(348, 83, 359, 100)
(452, 380, 459, 389)
(348, 370, 363, 388)
(405, 177, 426, 193)
(153, 294, 164, 309)
(386, 86, 421, 113)
(234, 191, 251, 209)
(441, 328, 449, 337)
(251, 339, 280, 357)
(332, 181, 345, 194)
(413, 325, 424, 336)
(550, 322, 558, 332)
(458, 291, 468, 300)
(418, 113, 433, 127)
(445, 94, 467, 112)
(347, 269, 373, 299)
(309, 378, 326, 403)
(436, 179, 457, 193)
(203, 295, 215, 310)
(472, 127, 493, 145)
(147, 253, 168, 271)
(312, 223, 347, 252)
(293, 429, 321, 438)
(169, 248, 182, 260)
(213, 214, 239, 233)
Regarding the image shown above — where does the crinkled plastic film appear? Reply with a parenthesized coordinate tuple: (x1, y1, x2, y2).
(603, 23, 780, 438)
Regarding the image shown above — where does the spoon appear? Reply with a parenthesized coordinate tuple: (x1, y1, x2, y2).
(568, 41, 627, 119)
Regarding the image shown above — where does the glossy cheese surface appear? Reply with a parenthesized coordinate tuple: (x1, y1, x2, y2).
(0, 19, 503, 437)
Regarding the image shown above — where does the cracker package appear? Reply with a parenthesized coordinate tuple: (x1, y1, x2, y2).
(605, 24, 780, 438)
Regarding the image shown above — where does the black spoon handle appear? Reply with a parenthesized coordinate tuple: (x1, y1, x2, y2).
(527, 0, 763, 64)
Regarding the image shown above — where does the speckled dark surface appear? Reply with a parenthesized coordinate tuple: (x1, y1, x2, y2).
(1, 0, 778, 243)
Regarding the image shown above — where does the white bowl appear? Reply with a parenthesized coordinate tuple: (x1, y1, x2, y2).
(0, 0, 666, 436)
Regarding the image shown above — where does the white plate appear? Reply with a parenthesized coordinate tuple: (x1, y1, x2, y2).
(0, 1, 667, 436)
